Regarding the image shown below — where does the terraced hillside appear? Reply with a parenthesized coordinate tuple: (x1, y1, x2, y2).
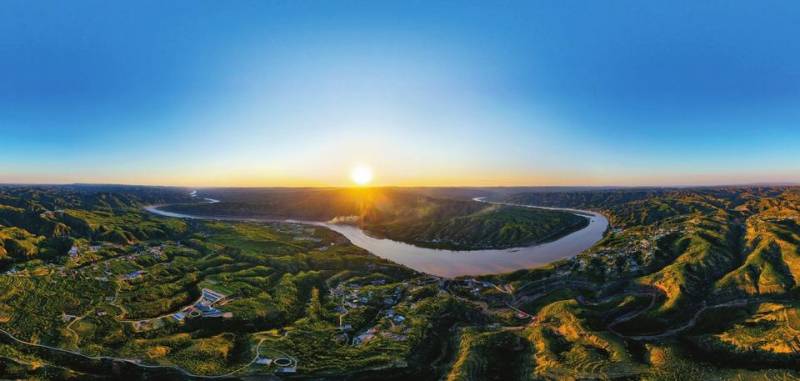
(1, 185, 800, 380)
(0, 186, 461, 379)
(0, 186, 191, 270)
(465, 186, 800, 379)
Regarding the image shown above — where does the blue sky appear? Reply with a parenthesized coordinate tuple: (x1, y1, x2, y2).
(2, 1, 799, 186)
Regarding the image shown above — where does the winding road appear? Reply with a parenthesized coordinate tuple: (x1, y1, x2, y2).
(506, 275, 790, 342)
(0, 327, 266, 379)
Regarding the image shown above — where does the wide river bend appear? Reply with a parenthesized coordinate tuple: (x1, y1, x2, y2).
(145, 200, 608, 278)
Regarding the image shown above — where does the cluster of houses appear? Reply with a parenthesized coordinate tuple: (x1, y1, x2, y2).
(67, 242, 166, 268)
(329, 279, 411, 346)
(352, 307, 410, 346)
(67, 243, 105, 259)
(333, 280, 403, 310)
(48, 243, 174, 284)
(459, 278, 495, 296)
(330, 279, 407, 345)
(570, 225, 680, 276)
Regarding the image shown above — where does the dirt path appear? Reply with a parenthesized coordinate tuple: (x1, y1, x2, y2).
(604, 295, 793, 340)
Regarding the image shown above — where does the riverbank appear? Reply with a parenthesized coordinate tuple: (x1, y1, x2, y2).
(145, 200, 608, 278)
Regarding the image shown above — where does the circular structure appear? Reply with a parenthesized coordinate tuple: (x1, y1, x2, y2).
(273, 357, 293, 367)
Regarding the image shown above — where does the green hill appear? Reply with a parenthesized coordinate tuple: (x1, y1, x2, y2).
(1, 185, 800, 380)
(162, 188, 589, 250)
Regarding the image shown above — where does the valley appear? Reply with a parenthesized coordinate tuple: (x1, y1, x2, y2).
(160, 188, 589, 251)
(0, 185, 799, 380)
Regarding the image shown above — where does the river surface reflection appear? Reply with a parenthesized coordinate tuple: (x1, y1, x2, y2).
(145, 203, 608, 278)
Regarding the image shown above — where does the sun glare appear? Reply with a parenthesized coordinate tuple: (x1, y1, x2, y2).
(350, 165, 373, 186)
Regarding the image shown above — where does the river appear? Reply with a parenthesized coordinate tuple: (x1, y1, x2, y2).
(144, 199, 608, 278)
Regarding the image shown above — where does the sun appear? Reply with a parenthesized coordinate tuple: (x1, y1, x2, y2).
(350, 165, 373, 186)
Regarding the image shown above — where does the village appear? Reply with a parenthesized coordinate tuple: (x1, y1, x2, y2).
(565, 223, 682, 279)
(329, 277, 411, 346)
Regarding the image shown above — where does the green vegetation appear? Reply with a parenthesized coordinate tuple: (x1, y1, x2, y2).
(162, 187, 588, 250)
(478, 186, 800, 379)
(2, 185, 800, 380)
(0, 185, 456, 379)
(445, 328, 532, 381)
(362, 203, 587, 250)
(0, 185, 190, 270)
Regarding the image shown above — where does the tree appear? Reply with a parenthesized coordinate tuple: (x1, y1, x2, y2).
(275, 274, 299, 318)
(306, 287, 322, 321)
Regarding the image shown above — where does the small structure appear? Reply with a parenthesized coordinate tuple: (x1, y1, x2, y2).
(354, 328, 379, 345)
(255, 357, 272, 365)
(353, 333, 375, 345)
(124, 270, 144, 280)
(201, 288, 226, 304)
(195, 303, 222, 317)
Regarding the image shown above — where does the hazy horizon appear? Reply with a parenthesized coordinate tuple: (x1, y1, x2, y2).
(3, 1, 800, 186)
(1, 181, 798, 189)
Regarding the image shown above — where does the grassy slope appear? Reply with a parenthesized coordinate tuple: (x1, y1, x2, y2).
(163, 188, 589, 250)
(3, 186, 800, 379)
(363, 203, 588, 250)
(483, 187, 800, 379)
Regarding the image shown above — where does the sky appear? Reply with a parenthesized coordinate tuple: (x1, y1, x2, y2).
(2, 1, 800, 187)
